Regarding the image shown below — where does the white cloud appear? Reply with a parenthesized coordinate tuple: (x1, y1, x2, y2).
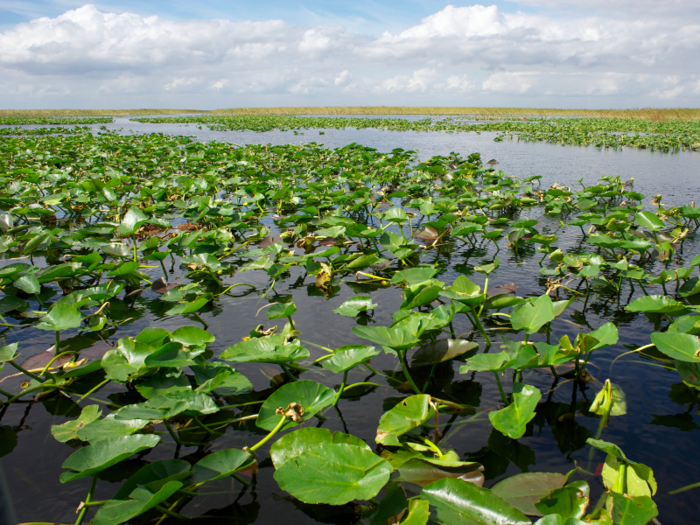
(483, 72, 537, 94)
(0, 3, 699, 107)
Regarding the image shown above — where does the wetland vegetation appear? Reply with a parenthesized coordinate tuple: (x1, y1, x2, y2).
(0, 120, 698, 525)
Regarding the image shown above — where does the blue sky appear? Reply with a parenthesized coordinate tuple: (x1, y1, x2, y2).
(1, 1, 698, 109)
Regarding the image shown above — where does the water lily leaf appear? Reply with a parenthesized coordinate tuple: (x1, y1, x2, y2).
(51, 405, 102, 443)
(535, 481, 589, 519)
(92, 481, 182, 525)
(491, 472, 568, 516)
(135, 369, 191, 399)
(101, 338, 154, 382)
(221, 335, 309, 363)
(191, 362, 253, 396)
(403, 499, 431, 525)
(114, 459, 192, 499)
(60, 435, 161, 483)
(15, 274, 40, 294)
(489, 383, 541, 439)
(36, 303, 82, 332)
(586, 439, 656, 495)
(625, 295, 688, 316)
(270, 427, 370, 469)
(333, 296, 378, 317)
(650, 332, 700, 362)
(107, 261, 140, 277)
(117, 206, 148, 236)
(635, 211, 664, 232)
(144, 342, 202, 368)
(368, 482, 409, 525)
(391, 267, 439, 286)
(165, 296, 210, 315)
(459, 352, 511, 373)
(411, 339, 478, 367)
(115, 391, 219, 420)
(257, 380, 335, 431)
(376, 394, 433, 445)
(181, 253, 222, 271)
(401, 281, 444, 310)
(267, 302, 297, 320)
(170, 326, 215, 346)
(420, 477, 531, 525)
(352, 325, 420, 351)
(398, 458, 484, 489)
(511, 295, 555, 334)
(77, 413, 149, 443)
(191, 448, 255, 484)
(273, 443, 392, 505)
(322, 345, 380, 373)
(608, 493, 657, 525)
(589, 322, 619, 350)
(135, 327, 171, 347)
(0, 343, 18, 363)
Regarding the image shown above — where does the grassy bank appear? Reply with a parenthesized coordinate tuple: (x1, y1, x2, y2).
(2, 107, 699, 121)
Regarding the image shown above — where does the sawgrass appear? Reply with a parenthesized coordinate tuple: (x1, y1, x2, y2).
(2, 107, 699, 122)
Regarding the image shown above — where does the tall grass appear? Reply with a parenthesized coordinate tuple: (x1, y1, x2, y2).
(2, 107, 699, 121)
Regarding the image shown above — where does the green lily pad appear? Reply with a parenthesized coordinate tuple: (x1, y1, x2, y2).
(191, 448, 255, 484)
(650, 332, 700, 362)
(489, 383, 541, 439)
(60, 435, 161, 483)
(270, 427, 370, 469)
(411, 339, 478, 367)
(221, 335, 309, 363)
(376, 394, 433, 445)
(322, 345, 380, 373)
(333, 296, 378, 317)
(491, 472, 568, 516)
(257, 380, 335, 431)
(36, 303, 82, 332)
(511, 295, 555, 334)
(51, 405, 102, 443)
(273, 443, 392, 505)
(420, 478, 531, 525)
(92, 481, 182, 525)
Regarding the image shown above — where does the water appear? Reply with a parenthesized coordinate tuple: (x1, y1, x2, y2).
(1, 118, 699, 524)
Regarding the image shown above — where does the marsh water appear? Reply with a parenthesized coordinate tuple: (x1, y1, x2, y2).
(1, 117, 699, 525)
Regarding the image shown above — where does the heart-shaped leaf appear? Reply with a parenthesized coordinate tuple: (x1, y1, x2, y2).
(257, 380, 335, 431)
(489, 383, 541, 439)
(376, 394, 433, 445)
(322, 345, 380, 373)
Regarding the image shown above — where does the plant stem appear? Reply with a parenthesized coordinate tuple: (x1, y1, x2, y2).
(74, 475, 97, 525)
(55, 331, 60, 356)
(333, 370, 348, 406)
(154, 505, 190, 520)
(493, 372, 509, 405)
(76, 380, 110, 403)
(8, 361, 44, 382)
(397, 349, 421, 395)
(248, 414, 287, 453)
(40, 351, 75, 375)
(5, 384, 71, 404)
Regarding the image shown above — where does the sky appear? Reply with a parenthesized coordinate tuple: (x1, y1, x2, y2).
(1, 0, 699, 109)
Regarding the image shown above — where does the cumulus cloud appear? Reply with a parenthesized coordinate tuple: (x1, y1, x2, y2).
(0, 3, 698, 108)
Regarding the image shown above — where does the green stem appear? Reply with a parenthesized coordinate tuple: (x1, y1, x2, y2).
(5, 384, 71, 404)
(154, 505, 190, 520)
(493, 372, 509, 405)
(397, 349, 421, 395)
(76, 379, 110, 403)
(0, 387, 13, 398)
(192, 416, 216, 435)
(333, 370, 348, 406)
(248, 414, 287, 453)
(421, 437, 444, 459)
(423, 364, 437, 393)
(55, 331, 60, 356)
(163, 420, 183, 446)
(8, 360, 44, 382)
(478, 275, 489, 316)
(40, 350, 75, 375)
(74, 475, 97, 525)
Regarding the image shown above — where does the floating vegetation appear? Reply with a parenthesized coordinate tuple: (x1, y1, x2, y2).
(0, 117, 113, 126)
(0, 131, 699, 524)
(131, 115, 700, 152)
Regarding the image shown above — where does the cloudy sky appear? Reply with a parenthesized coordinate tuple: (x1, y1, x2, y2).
(1, 0, 699, 109)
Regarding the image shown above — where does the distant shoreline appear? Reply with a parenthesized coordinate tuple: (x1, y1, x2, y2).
(1, 107, 699, 121)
